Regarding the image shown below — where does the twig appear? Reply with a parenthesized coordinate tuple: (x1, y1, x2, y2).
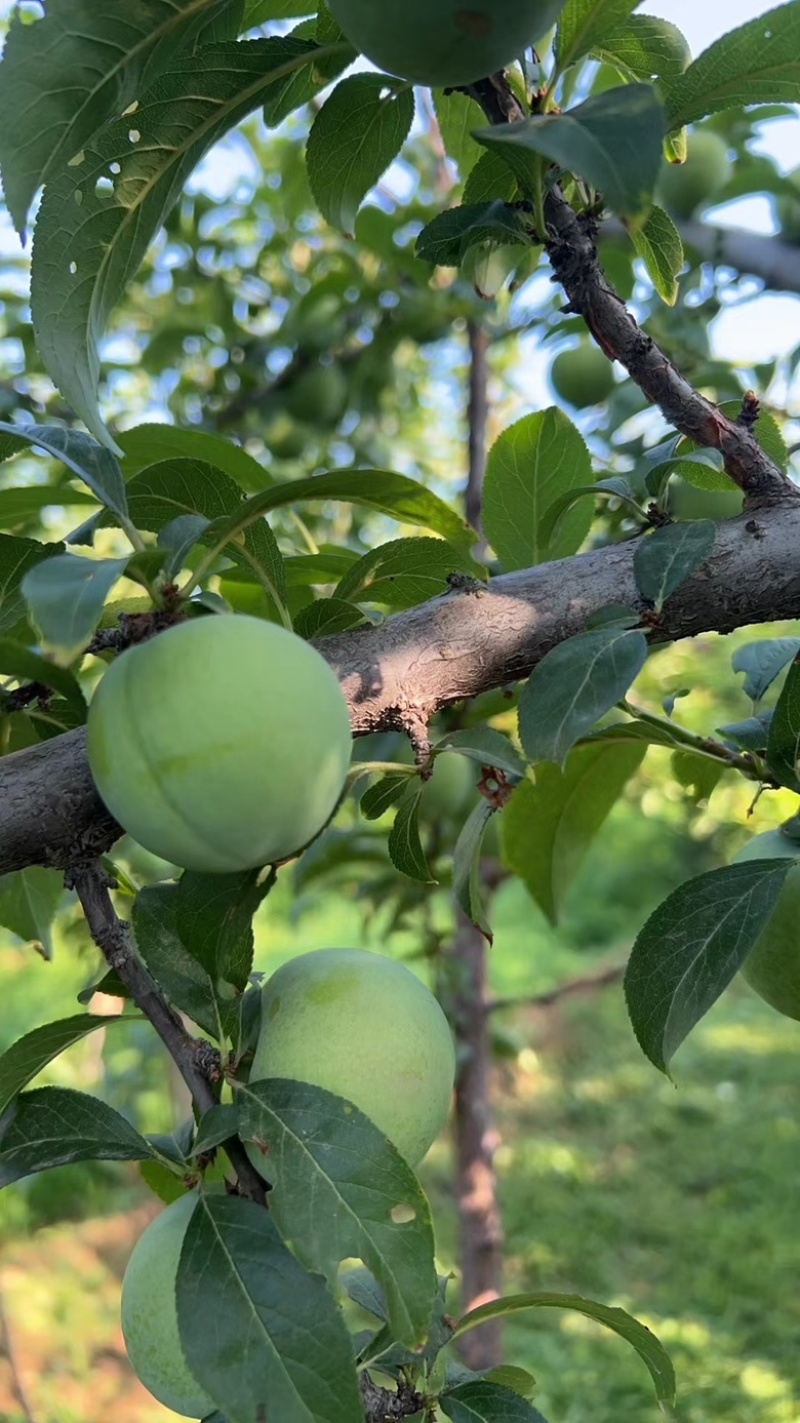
(69, 862, 266, 1206)
(360, 1372, 424, 1422)
(0, 1279, 37, 1423)
(487, 963, 626, 1015)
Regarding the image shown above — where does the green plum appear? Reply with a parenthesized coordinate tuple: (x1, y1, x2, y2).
(733, 830, 800, 1021)
(87, 615, 353, 874)
(550, 344, 615, 409)
(121, 1194, 214, 1419)
(327, 0, 568, 88)
(249, 948, 455, 1165)
(657, 130, 732, 219)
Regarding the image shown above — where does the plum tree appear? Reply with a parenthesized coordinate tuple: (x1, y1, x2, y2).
(87, 615, 353, 873)
(249, 948, 455, 1164)
(550, 343, 615, 409)
(327, 0, 568, 88)
(121, 1193, 213, 1418)
(657, 129, 732, 219)
(733, 832, 800, 1021)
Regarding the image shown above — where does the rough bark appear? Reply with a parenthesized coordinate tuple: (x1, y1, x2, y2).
(3, 499, 800, 875)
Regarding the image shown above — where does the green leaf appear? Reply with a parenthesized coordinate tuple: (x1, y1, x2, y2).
(0, 536, 65, 636)
(132, 886, 223, 1039)
(0, 868, 64, 958)
(205, 468, 475, 555)
(441, 1381, 548, 1423)
(629, 203, 683, 305)
(237, 1078, 437, 1347)
(175, 869, 266, 989)
(676, 402, 787, 482)
(416, 202, 530, 268)
(452, 1292, 676, 1409)
(335, 537, 482, 609)
(766, 653, 800, 788)
(29, 38, 339, 447)
(482, 1368, 538, 1401)
(462, 151, 519, 206)
(192, 1104, 241, 1156)
(21, 553, 128, 662)
(0, 0, 235, 235)
(664, 2, 800, 130)
(592, 15, 692, 82)
(555, 0, 645, 73)
(518, 628, 648, 766)
(453, 801, 496, 945)
(246, 0, 316, 21)
(433, 90, 486, 178)
(0, 486, 98, 530)
(502, 742, 646, 924)
(731, 638, 800, 702)
(360, 775, 410, 820)
(624, 861, 793, 1074)
(293, 597, 367, 638)
(307, 75, 414, 236)
(284, 548, 360, 588)
(0, 424, 129, 523)
(536, 477, 640, 550)
(434, 728, 526, 782)
(177, 1193, 362, 1423)
(475, 85, 664, 221)
(0, 1013, 134, 1120)
(388, 786, 436, 883)
(118, 424, 272, 494)
(262, 27, 351, 127)
(633, 520, 715, 612)
(0, 639, 86, 715)
(0, 1086, 155, 1186)
(482, 410, 593, 571)
(717, 711, 772, 754)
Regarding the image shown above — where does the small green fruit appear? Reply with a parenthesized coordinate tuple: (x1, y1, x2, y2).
(249, 948, 455, 1165)
(550, 344, 615, 409)
(327, 0, 568, 88)
(264, 413, 308, 460)
(87, 615, 353, 874)
(733, 830, 800, 1021)
(422, 753, 476, 821)
(121, 1194, 214, 1419)
(667, 476, 743, 522)
(285, 362, 348, 426)
(657, 130, 732, 219)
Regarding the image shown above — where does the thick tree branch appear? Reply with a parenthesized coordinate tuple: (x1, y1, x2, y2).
(3, 502, 800, 875)
(70, 862, 267, 1206)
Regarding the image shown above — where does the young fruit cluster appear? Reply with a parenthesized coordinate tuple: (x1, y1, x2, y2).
(121, 949, 455, 1416)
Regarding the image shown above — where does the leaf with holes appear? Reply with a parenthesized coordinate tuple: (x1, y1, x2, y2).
(766, 654, 800, 789)
(30, 38, 337, 448)
(665, 3, 800, 130)
(483, 410, 593, 571)
(0, 1086, 156, 1185)
(176, 1193, 362, 1423)
(519, 628, 648, 767)
(629, 204, 683, 305)
(475, 85, 664, 221)
(625, 861, 793, 1073)
(633, 520, 715, 612)
(237, 1078, 437, 1346)
(555, 0, 645, 72)
(0, 868, 64, 959)
(307, 75, 414, 236)
(21, 553, 129, 663)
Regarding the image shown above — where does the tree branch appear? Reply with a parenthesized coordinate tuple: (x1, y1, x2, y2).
(360, 1373, 423, 1422)
(69, 862, 266, 1206)
(3, 501, 800, 875)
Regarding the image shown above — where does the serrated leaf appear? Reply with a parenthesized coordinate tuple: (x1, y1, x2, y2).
(434, 728, 526, 782)
(177, 1192, 362, 1423)
(0, 1013, 134, 1119)
(388, 786, 436, 883)
(483, 409, 593, 571)
(307, 75, 414, 236)
(237, 1079, 437, 1345)
(335, 537, 482, 609)
(502, 742, 645, 924)
(174, 869, 266, 989)
(21, 553, 128, 663)
(0, 638, 86, 715)
(555, 0, 645, 72)
(132, 885, 223, 1039)
(0, 424, 128, 522)
(416, 202, 531, 268)
(0, 1086, 155, 1185)
(665, 2, 800, 130)
(360, 775, 410, 820)
(0, 868, 64, 958)
(476, 85, 664, 220)
(452, 1292, 675, 1408)
(462, 151, 519, 206)
(433, 90, 486, 178)
(0, 0, 236, 234)
(625, 861, 793, 1073)
(441, 1381, 549, 1423)
(29, 38, 336, 447)
(262, 26, 351, 127)
(633, 520, 715, 612)
(453, 802, 496, 944)
(592, 15, 692, 82)
(118, 424, 272, 493)
(294, 597, 367, 638)
(519, 628, 648, 767)
(629, 203, 683, 304)
(731, 638, 800, 702)
(766, 653, 800, 788)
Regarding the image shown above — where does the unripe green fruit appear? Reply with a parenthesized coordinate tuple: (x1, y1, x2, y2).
(87, 615, 353, 874)
(733, 831, 800, 1020)
(550, 344, 615, 409)
(423, 753, 476, 821)
(264, 413, 308, 460)
(121, 1194, 213, 1418)
(327, 0, 567, 89)
(668, 476, 743, 522)
(249, 948, 455, 1165)
(657, 130, 732, 219)
(284, 363, 348, 426)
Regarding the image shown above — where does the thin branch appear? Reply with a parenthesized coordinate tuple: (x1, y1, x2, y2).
(487, 963, 626, 1015)
(69, 862, 266, 1206)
